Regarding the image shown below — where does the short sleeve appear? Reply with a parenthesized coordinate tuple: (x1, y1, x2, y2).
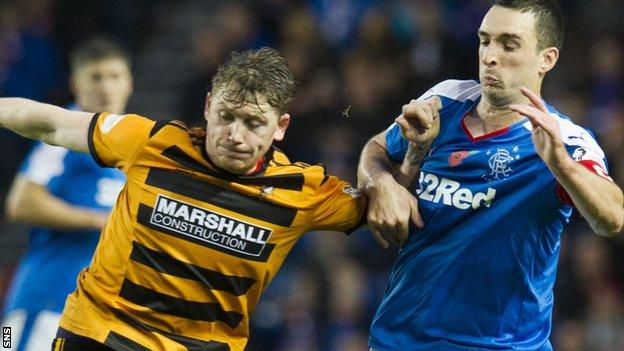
(309, 175, 366, 234)
(385, 123, 409, 162)
(556, 123, 613, 205)
(19, 141, 68, 186)
(88, 112, 155, 170)
(561, 124, 612, 181)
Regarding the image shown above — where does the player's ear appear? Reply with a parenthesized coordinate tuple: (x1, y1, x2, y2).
(273, 113, 290, 142)
(204, 92, 212, 121)
(539, 47, 559, 75)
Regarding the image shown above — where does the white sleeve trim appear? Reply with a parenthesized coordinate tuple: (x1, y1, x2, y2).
(522, 114, 608, 170)
(557, 118, 603, 152)
(20, 143, 68, 186)
(417, 79, 481, 102)
(385, 122, 398, 132)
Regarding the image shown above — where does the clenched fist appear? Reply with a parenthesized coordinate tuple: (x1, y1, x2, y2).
(395, 96, 441, 145)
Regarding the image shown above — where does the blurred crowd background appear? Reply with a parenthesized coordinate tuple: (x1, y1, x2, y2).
(1, 0, 623, 350)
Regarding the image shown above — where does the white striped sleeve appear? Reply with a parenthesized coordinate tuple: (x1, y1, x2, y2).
(20, 142, 69, 186)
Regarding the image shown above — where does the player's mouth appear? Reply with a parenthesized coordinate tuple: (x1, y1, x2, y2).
(218, 146, 252, 160)
(482, 74, 499, 86)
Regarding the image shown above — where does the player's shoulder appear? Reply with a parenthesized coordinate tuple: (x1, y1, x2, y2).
(97, 113, 189, 140)
(421, 79, 481, 103)
(147, 119, 190, 139)
(22, 141, 69, 169)
(20, 141, 71, 184)
(140, 119, 204, 152)
(268, 149, 330, 190)
(545, 107, 604, 154)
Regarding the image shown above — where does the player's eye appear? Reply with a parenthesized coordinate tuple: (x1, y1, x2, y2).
(246, 119, 263, 129)
(219, 112, 235, 123)
(480, 40, 490, 47)
(504, 45, 516, 52)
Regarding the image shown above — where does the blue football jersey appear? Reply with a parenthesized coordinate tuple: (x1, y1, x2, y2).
(369, 80, 611, 351)
(2, 141, 125, 315)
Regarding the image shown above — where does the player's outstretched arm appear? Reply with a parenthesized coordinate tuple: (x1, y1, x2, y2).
(5, 177, 109, 230)
(554, 162, 623, 236)
(510, 88, 624, 236)
(0, 98, 92, 152)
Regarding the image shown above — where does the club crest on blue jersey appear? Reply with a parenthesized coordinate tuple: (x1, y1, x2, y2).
(482, 147, 521, 182)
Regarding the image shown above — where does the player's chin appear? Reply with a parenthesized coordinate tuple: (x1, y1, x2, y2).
(219, 158, 254, 175)
(482, 83, 503, 91)
(482, 85, 506, 98)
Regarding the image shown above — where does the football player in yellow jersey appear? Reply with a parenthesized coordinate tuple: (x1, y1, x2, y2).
(0, 47, 366, 351)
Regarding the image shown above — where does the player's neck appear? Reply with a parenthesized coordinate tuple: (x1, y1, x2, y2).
(472, 100, 524, 135)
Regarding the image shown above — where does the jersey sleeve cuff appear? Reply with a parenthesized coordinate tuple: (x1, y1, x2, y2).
(88, 113, 109, 168)
(556, 160, 613, 206)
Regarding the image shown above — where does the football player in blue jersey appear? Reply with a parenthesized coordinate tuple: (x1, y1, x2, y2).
(358, 1, 624, 350)
(1, 37, 132, 351)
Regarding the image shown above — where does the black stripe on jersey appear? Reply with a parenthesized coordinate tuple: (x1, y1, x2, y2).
(162, 145, 212, 173)
(150, 120, 187, 138)
(137, 204, 276, 262)
(104, 332, 151, 351)
(320, 167, 329, 186)
(119, 279, 243, 328)
(130, 241, 256, 296)
(111, 309, 231, 351)
(149, 120, 169, 138)
(88, 113, 108, 168)
(145, 168, 298, 226)
(239, 173, 305, 190)
(162, 146, 305, 191)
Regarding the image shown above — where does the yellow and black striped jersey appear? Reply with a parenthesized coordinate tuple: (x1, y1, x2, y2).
(58, 112, 365, 351)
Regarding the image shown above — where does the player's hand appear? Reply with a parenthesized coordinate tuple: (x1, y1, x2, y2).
(395, 96, 442, 145)
(509, 87, 573, 173)
(365, 174, 424, 248)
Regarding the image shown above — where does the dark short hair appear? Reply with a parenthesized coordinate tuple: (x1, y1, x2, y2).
(70, 37, 131, 73)
(492, 0, 564, 50)
(211, 47, 297, 114)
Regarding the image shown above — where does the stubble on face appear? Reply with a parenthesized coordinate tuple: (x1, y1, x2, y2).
(478, 6, 542, 108)
(204, 90, 282, 174)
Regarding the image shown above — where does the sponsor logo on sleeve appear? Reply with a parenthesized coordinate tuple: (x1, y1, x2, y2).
(571, 147, 611, 180)
(100, 114, 127, 134)
(571, 147, 587, 161)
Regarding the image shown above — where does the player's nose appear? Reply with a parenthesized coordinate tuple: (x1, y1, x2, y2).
(227, 121, 245, 144)
(481, 45, 498, 66)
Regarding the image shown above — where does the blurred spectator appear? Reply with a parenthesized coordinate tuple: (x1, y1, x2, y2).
(309, 0, 376, 51)
(0, 0, 63, 224)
